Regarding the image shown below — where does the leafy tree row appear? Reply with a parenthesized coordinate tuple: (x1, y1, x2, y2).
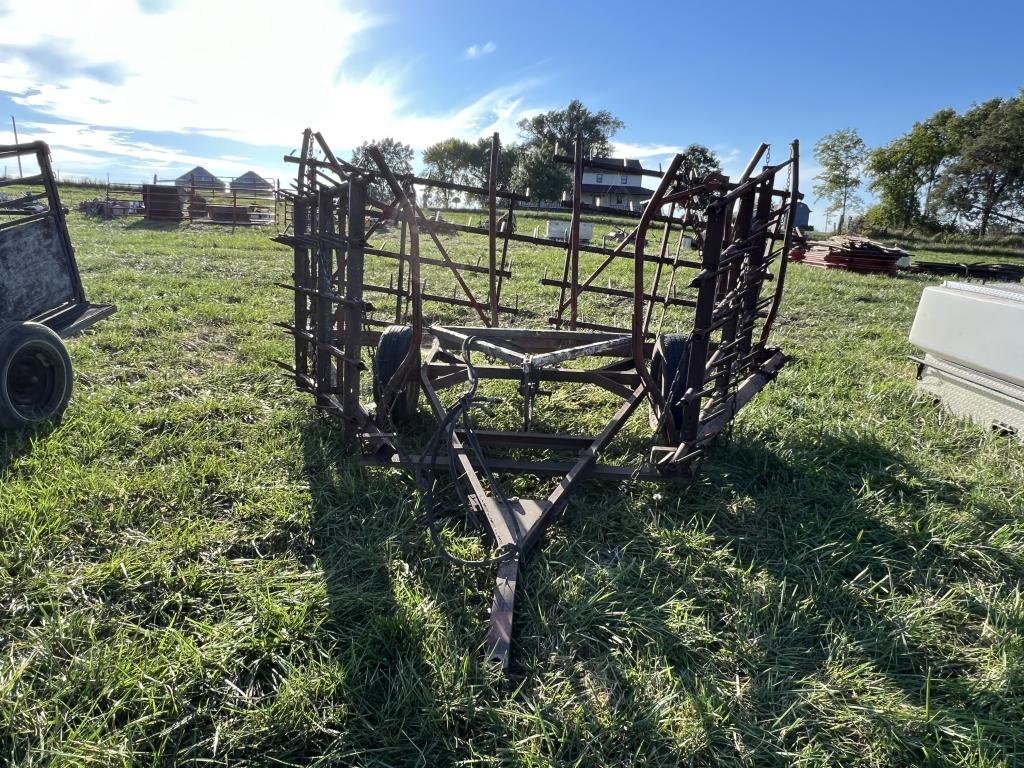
(348, 100, 721, 209)
(814, 89, 1024, 236)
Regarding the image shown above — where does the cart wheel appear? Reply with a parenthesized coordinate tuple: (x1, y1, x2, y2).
(648, 333, 690, 438)
(0, 322, 74, 430)
(373, 325, 420, 425)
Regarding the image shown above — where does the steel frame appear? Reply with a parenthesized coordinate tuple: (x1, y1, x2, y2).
(0, 141, 116, 337)
(277, 129, 800, 668)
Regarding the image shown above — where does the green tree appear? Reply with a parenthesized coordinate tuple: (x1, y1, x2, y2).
(866, 108, 958, 229)
(517, 99, 624, 157)
(350, 137, 414, 201)
(674, 144, 722, 209)
(516, 99, 625, 201)
(512, 147, 569, 203)
(935, 95, 1024, 236)
(465, 136, 522, 191)
(677, 144, 721, 183)
(813, 129, 868, 233)
(421, 136, 524, 207)
(916, 108, 959, 217)
(865, 134, 922, 229)
(421, 138, 477, 206)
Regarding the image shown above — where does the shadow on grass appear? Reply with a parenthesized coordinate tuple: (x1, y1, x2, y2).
(295, 417, 453, 765)
(123, 218, 184, 231)
(265, 406, 1024, 765)
(526, 427, 1024, 764)
(732, 429, 1022, 746)
(0, 420, 56, 473)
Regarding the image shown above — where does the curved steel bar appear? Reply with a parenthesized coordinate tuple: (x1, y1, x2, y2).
(632, 153, 684, 415)
(760, 140, 799, 345)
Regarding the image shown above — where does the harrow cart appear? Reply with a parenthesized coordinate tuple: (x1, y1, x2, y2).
(278, 129, 800, 668)
(0, 142, 115, 429)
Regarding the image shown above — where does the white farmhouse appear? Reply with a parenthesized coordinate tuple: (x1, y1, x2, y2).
(581, 158, 656, 211)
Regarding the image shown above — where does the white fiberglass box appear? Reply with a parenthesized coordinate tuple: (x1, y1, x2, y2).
(910, 281, 1024, 439)
(545, 220, 593, 243)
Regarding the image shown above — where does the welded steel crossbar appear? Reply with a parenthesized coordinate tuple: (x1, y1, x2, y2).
(276, 128, 801, 669)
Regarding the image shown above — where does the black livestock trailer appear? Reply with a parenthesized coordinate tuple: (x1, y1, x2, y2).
(0, 141, 115, 429)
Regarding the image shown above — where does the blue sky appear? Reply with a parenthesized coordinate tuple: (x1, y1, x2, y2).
(1, 0, 1022, 228)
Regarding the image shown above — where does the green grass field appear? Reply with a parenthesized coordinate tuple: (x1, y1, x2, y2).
(2, 197, 1023, 766)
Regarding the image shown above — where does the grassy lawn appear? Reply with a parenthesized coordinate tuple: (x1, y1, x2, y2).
(2, 198, 1023, 766)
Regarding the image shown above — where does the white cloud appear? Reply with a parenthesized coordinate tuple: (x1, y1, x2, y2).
(0, 1, 535, 178)
(465, 41, 497, 59)
(18, 120, 284, 183)
(612, 142, 684, 159)
(715, 145, 742, 167)
(47, 148, 115, 170)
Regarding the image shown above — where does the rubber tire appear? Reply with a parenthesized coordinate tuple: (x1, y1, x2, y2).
(0, 321, 74, 430)
(648, 333, 690, 438)
(373, 325, 419, 425)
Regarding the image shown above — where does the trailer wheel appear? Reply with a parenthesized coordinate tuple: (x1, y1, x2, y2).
(648, 333, 690, 438)
(373, 325, 419, 425)
(0, 322, 74, 430)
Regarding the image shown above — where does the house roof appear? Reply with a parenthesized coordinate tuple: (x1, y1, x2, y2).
(230, 171, 273, 192)
(175, 166, 225, 189)
(581, 184, 655, 197)
(591, 157, 644, 170)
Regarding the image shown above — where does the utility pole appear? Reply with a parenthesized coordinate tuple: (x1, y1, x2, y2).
(10, 116, 23, 177)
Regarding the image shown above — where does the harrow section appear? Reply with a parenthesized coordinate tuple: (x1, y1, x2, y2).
(276, 129, 800, 668)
